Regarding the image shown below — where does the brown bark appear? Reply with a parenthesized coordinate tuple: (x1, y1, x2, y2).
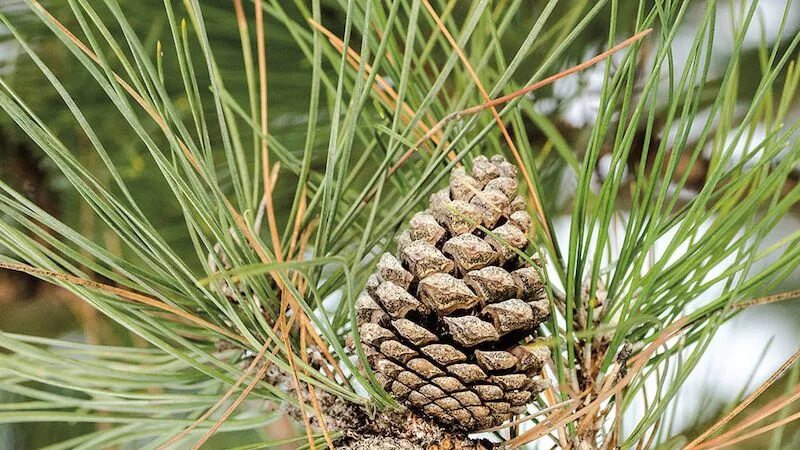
(259, 363, 493, 450)
(307, 392, 493, 450)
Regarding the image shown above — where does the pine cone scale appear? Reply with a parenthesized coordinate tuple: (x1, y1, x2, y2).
(358, 155, 552, 431)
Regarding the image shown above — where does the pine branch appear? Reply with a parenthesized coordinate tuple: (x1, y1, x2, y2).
(1, 0, 800, 449)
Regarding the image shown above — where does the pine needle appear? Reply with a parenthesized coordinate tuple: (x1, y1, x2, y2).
(157, 339, 273, 449)
(420, 0, 549, 237)
(685, 349, 800, 449)
(0, 261, 240, 342)
(507, 317, 689, 448)
(390, 28, 653, 182)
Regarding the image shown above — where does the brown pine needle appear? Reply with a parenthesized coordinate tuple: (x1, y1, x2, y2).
(224, 198, 331, 367)
(460, 28, 653, 117)
(301, 327, 336, 449)
(694, 384, 800, 449)
(28, 0, 280, 271)
(25, 4, 340, 446)
(685, 349, 800, 450)
(27, 0, 205, 175)
(420, 0, 548, 235)
(287, 188, 309, 260)
(732, 289, 800, 311)
(190, 344, 283, 450)
(29, 0, 286, 290)
(307, 17, 462, 207)
(29, 0, 288, 287)
(703, 409, 800, 449)
(307, 18, 444, 150)
(280, 303, 318, 450)
(0, 261, 239, 342)
(392, 27, 653, 180)
(255, 0, 283, 263)
(158, 339, 273, 449)
(507, 317, 687, 448)
(222, 195, 349, 412)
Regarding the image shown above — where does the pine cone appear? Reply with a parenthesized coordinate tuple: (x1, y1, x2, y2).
(357, 155, 551, 431)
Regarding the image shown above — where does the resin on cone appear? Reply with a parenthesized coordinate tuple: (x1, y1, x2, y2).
(357, 155, 551, 431)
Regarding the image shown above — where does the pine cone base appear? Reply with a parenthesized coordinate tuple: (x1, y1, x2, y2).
(357, 155, 551, 431)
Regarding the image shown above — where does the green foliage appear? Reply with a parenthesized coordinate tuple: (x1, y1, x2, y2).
(0, 0, 799, 448)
